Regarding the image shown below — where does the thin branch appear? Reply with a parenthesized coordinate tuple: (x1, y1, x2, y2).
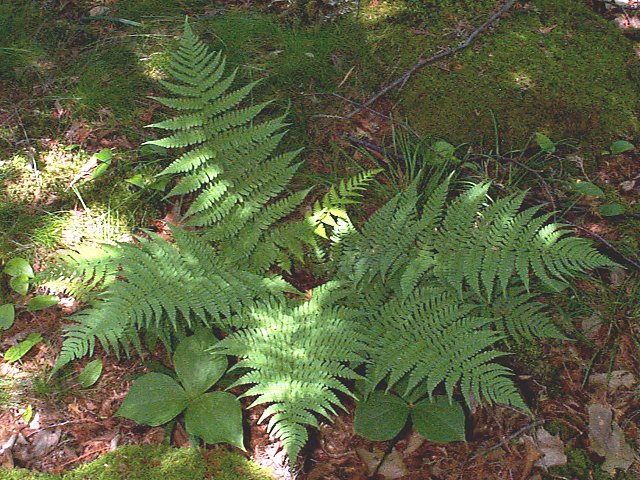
(574, 225, 640, 271)
(469, 419, 545, 462)
(346, 0, 519, 118)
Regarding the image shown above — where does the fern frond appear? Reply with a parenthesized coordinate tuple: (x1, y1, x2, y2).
(213, 283, 363, 463)
(53, 226, 294, 373)
(362, 287, 525, 408)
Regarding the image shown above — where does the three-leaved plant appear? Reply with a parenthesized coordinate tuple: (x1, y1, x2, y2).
(116, 329, 244, 449)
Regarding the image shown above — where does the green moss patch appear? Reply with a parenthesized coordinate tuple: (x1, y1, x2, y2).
(0, 445, 272, 480)
(394, 0, 640, 150)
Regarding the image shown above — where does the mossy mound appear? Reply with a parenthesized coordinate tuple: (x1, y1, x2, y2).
(390, 0, 640, 150)
(0, 445, 273, 480)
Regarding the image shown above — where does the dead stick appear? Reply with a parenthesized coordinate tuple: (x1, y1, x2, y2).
(346, 0, 519, 118)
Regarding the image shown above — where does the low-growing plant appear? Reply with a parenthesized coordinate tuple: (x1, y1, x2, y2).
(116, 329, 244, 449)
(47, 21, 615, 469)
(1, 257, 58, 363)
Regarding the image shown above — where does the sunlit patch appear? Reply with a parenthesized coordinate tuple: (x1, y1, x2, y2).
(512, 70, 535, 91)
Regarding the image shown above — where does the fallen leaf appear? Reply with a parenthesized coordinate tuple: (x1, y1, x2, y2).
(356, 447, 408, 479)
(524, 428, 567, 470)
(588, 404, 635, 475)
(589, 370, 636, 392)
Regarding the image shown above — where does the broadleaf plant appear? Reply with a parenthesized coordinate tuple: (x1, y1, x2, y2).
(354, 391, 466, 443)
(116, 329, 243, 449)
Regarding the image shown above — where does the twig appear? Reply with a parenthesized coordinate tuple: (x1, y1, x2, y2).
(346, 0, 518, 118)
(574, 225, 640, 270)
(469, 419, 545, 462)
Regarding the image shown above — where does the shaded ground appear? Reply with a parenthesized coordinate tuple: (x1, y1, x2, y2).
(0, 1, 639, 479)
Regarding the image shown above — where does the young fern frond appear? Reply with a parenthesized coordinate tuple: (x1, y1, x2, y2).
(310, 169, 381, 240)
(213, 283, 364, 462)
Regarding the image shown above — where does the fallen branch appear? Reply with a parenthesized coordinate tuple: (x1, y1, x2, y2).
(346, 0, 519, 118)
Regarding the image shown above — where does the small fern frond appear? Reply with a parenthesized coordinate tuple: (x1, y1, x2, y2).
(38, 244, 119, 301)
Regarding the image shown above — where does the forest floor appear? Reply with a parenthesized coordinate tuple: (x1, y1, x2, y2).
(0, 0, 639, 479)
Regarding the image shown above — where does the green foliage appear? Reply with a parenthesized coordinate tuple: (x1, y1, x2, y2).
(49, 23, 616, 468)
(78, 359, 103, 388)
(116, 330, 243, 449)
(354, 391, 465, 443)
(213, 283, 364, 461)
(309, 169, 381, 240)
(4, 333, 42, 363)
(333, 178, 613, 409)
(0, 304, 15, 330)
(0, 445, 272, 480)
(52, 227, 292, 372)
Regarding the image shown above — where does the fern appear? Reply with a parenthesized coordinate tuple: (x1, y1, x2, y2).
(48, 22, 617, 470)
(213, 283, 363, 461)
(53, 226, 294, 373)
(334, 178, 614, 409)
(146, 19, 306, 243)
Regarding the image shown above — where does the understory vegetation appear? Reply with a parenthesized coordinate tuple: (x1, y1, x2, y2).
(1, 1, 639, 479)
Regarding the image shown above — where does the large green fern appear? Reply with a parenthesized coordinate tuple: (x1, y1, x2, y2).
(213, 283, 363, 461)
(49, 21, 617, 470)
(333, 177, 614, 409)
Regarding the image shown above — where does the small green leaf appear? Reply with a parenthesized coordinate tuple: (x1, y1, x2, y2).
(4, 258, 34, 278)
(4, 333, 43, 363)
(116, 373, 188, 426)
(572, 181, 605, 197)
(79, 359, 103, 388)
(354, 391, 410, 441)
(430, 140, 458, 164)
(148, 177, 171, 192)
(174, 329, 227, 397)
(125, 174, 145, 188)
(94, 148, 113, 163)
(610, 140, 634, 155)
(535, 133, 556, 154)
(21, 405, 33, 424)
(90, 162, 110, 180)
(9, 275, 29, 295)
(27, 295, 59, 312)
(412, 396, 466, 443)
(0, 304, 15, 330)
(184, 391, 244, 449)
(599, 202, 626, 217)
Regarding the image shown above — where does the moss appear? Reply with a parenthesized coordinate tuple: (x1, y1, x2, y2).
(0, 4, 47, 82)
(71, 44, 150, 121)
(394, 0, 640, 151)
(550, 447, 637, 480)
(0, 445, 273, 480)
(199, 10, 381, 149)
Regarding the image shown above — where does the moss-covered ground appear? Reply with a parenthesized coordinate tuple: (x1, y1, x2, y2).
(0, 445, 273, 480)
